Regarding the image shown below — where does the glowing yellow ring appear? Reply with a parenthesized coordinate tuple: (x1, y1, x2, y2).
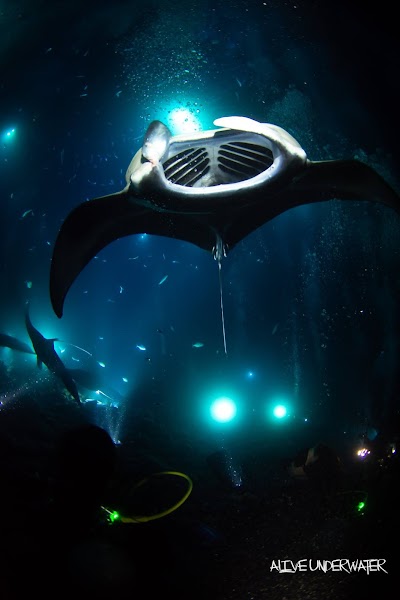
(118, 471, 193, 523)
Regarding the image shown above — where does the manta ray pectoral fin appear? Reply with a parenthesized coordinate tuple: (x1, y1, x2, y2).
(50, 192, 218, 318)
(290, 159, 400, 211)
(0, 333, 35, 354)
(220, 159, 400, 251)
(50, 191, 147, 318)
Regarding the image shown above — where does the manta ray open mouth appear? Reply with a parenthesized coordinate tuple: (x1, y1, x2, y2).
(161, 132, 274, 187)
(132, 116, 307, 208)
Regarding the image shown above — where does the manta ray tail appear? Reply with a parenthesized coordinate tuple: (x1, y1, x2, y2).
(218, 261, 227, 356)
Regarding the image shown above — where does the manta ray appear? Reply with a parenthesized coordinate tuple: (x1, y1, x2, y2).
(0, 332, 35, 354)
(50, 115, 400, 324)
(25, 304, 81, 404)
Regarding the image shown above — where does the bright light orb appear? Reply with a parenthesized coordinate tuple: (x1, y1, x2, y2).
(273, 404, 287, 419)
(3, 127, 16, 143)
(210, 397, 237, 423)
(167, 108, 201, 134)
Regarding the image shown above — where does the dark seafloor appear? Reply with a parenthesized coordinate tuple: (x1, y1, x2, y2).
(0, 385, 398, 600)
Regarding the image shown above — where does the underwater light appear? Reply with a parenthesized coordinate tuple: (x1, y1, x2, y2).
(266, 396, 292, 423)
(101, 507, 121, 522)
(2, 127, 16, 143)
(357, 448, 370, 459)
(273, 404, 287, 419)
(167, 108, 201, 134)
(210, 397, 237, 423)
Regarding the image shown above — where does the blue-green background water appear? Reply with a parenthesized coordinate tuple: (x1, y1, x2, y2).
(1, 0, 399, 455)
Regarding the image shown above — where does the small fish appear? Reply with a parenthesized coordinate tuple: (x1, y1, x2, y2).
(25, 280, 33, 289)
(97, 361, 106, 368)
(21, 209, 34, 219)
(158, 274, 168, 286)
(122, 377, 128, 383)
(272, 322, 279, 335)
(119, 285, 124, 293)
(136, 344, 146, 351)
(192, 342, 204, 348)
(116, 90, 122, 97)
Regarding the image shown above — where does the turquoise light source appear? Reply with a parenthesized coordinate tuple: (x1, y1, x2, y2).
(210, 397, 237, 423)
(273, 404, 287, 419)
(2, 127, 16, 143)
(167, 107, 202, 134)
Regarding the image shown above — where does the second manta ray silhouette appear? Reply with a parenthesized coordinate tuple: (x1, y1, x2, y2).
(50, 115, 400, 322)
(25, 304, 81, 404)
(0, 332, 35, 354)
